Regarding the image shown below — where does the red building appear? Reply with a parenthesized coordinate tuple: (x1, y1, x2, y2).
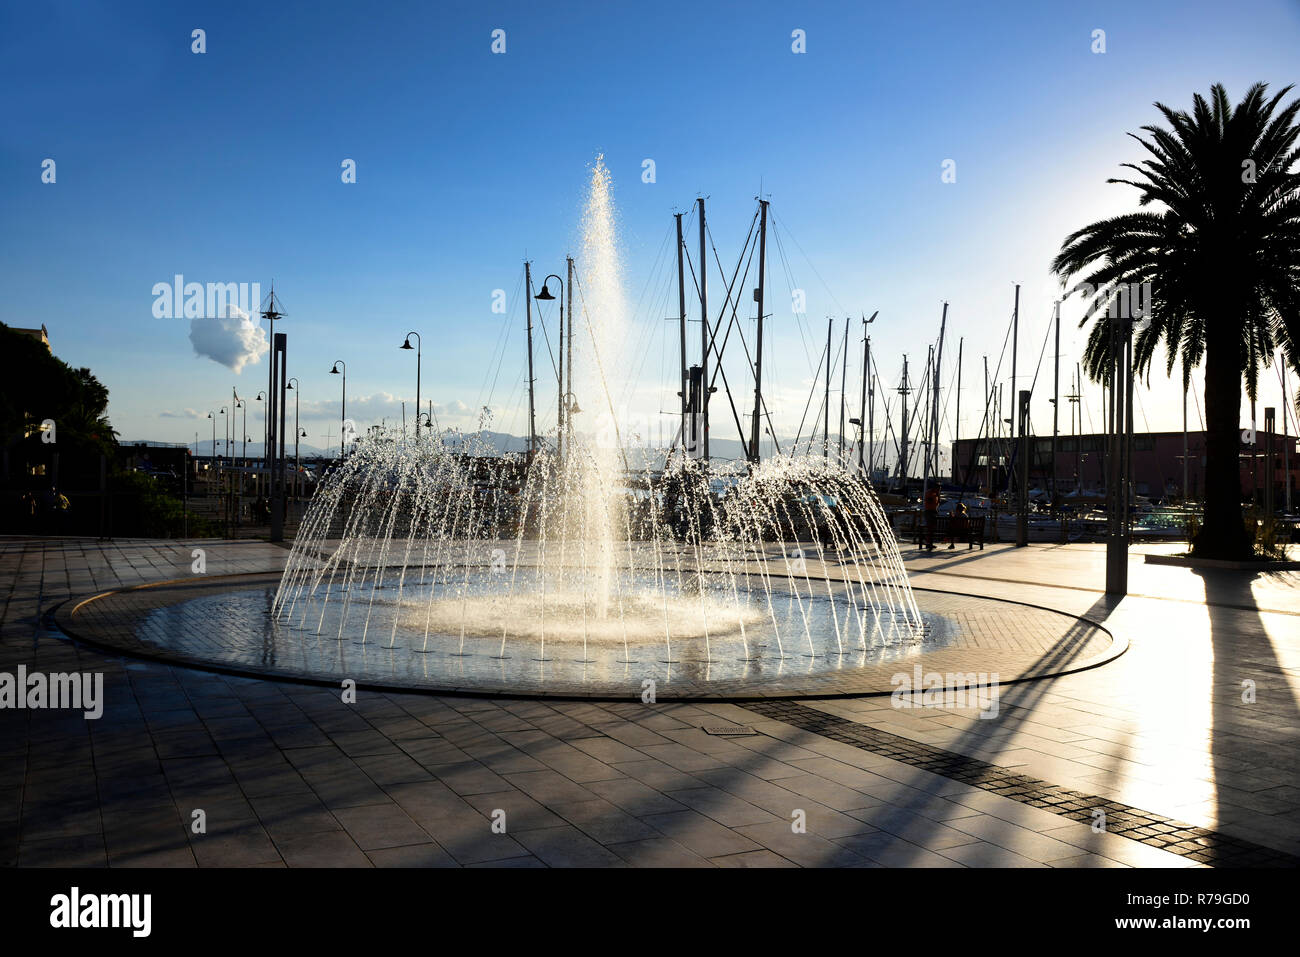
(951, 429, 1298, 505)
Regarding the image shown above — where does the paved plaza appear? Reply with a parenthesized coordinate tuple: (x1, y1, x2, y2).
(1, 536, 1297, 868)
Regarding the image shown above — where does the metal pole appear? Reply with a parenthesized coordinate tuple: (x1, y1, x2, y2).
(1017, 389, 1030, 547)
(272, 333, 287, 541)
(859, 327, 869, 475)
(698, 198, 709, 463)
(1105, 315, 1130, 595)
(838, 316, 848, 464)
(955, 337, 962, 485)
(1010, 283, 1019, 498)
(524, 261, 537, 455)
(750, 200, 768, 464)
(1051, 300, 1059, 509)
(1251, 398, 1258, 506)
(1183, 378, 1189, 504)
(824, 317, 832, 460)
(984, 356, 990, 494)
(899, 355, 910, 490)
(676, 213, 688, 453)
(1264, 407, 1276, 517)
(930, 302, 947, 495)
(557, 271, 565, 460)
(1076, 363, 1083, 491)
(868, 342, 875, 476)
(1283, 363, 1292, 512)
(566, 256, 574, 445)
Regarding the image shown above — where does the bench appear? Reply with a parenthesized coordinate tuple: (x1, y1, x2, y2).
(905, 513, 986, 550)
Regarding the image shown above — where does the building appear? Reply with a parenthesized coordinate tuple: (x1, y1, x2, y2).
(10, 323, 50, 352)
(951, 429, 1298, 505)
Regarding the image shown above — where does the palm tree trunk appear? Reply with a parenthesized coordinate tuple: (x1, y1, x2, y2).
(1194, 319, 1252, 559)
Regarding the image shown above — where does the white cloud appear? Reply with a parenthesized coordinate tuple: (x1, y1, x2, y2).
(159, 407, 202, 419)
(188, 305, 268, 373)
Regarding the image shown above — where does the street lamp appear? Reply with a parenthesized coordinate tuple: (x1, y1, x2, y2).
(536, 274, 564, 450)
(400, 333, 422, 440)
(287, 378, 300, 500)
(329, 360, 347, 459)
(255, 390, 267, 496)
(235, 398, 247, 471)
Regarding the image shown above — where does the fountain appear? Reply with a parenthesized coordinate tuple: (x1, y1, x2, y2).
(267, 158, 933, 693)
(54, 161, 1121, 700)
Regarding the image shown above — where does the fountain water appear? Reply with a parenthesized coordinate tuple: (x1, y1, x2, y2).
(270, 159, 931, 691)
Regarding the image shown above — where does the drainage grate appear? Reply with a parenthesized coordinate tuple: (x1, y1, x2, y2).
(702, 724, 758, 736)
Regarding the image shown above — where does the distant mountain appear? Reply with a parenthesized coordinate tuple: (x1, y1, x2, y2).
(155, 428, 857, 462)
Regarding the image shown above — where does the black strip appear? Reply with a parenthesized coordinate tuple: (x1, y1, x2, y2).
(742, 699, 1299, 868)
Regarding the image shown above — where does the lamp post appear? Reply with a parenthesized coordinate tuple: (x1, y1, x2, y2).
(536, 274, 564, 457)
(236, 399, 247, 471)
(330, 360, 347, 458)
(216, 406, 229, 535)
(207, 411, 218, 475)
(218, 407, 228, 467)
(298, 428, 307, 501)
(287, 378, 300, 501)
(255, 390, 267, 497)
(400, 332, 422, 440)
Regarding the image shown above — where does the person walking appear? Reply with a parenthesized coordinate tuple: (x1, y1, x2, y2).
(924, 486, 940, 552)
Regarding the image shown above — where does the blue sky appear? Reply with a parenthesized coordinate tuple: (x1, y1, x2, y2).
(2, 0, 1298, 460)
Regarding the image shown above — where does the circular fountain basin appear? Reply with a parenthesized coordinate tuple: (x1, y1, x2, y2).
(56, 571, 1122, 699)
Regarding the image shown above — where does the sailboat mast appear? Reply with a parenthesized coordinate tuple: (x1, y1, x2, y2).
(838, 316, 848, 464)
(698, 197, 709, 463)
(824, 316, 832, 460)
(984, 355, 991, 493)
(929, 302, 947, 498)
(859, 323, 869, 475)
(899, 355, 910, 489)
(676, 212, 687, 452)
(955, 337, 962, 485)
(750, 199, 768, 464)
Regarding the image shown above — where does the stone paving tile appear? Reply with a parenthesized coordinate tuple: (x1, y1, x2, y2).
(935, 841, 1050, 868)
(4, 537, 1298, 869)
(731, 821, 873, 867)
(273, 831, 371, 867)
(832, 830, 967, 867)
(18, 833, 109, 867)
(710, 849, 798, 867)
(510, 824, 629, 867)
(661, 786, 781, 828)
(639, 809, 762, 858)
(366, 843, 458, 867)
(606, 757, 706, 791)
(332, 803, 431, 851)
(501, 769, 601, 806)
(462, 790, 567, 832)
(189, 823, 282, 867)
(584, 777, 689, 817)
(549, 798, 664, 844)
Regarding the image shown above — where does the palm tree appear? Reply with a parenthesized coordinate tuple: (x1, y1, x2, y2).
(1052, 83, 1300, 560)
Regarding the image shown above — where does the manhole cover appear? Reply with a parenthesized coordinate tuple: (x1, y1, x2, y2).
(702, 724, 758, 736)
